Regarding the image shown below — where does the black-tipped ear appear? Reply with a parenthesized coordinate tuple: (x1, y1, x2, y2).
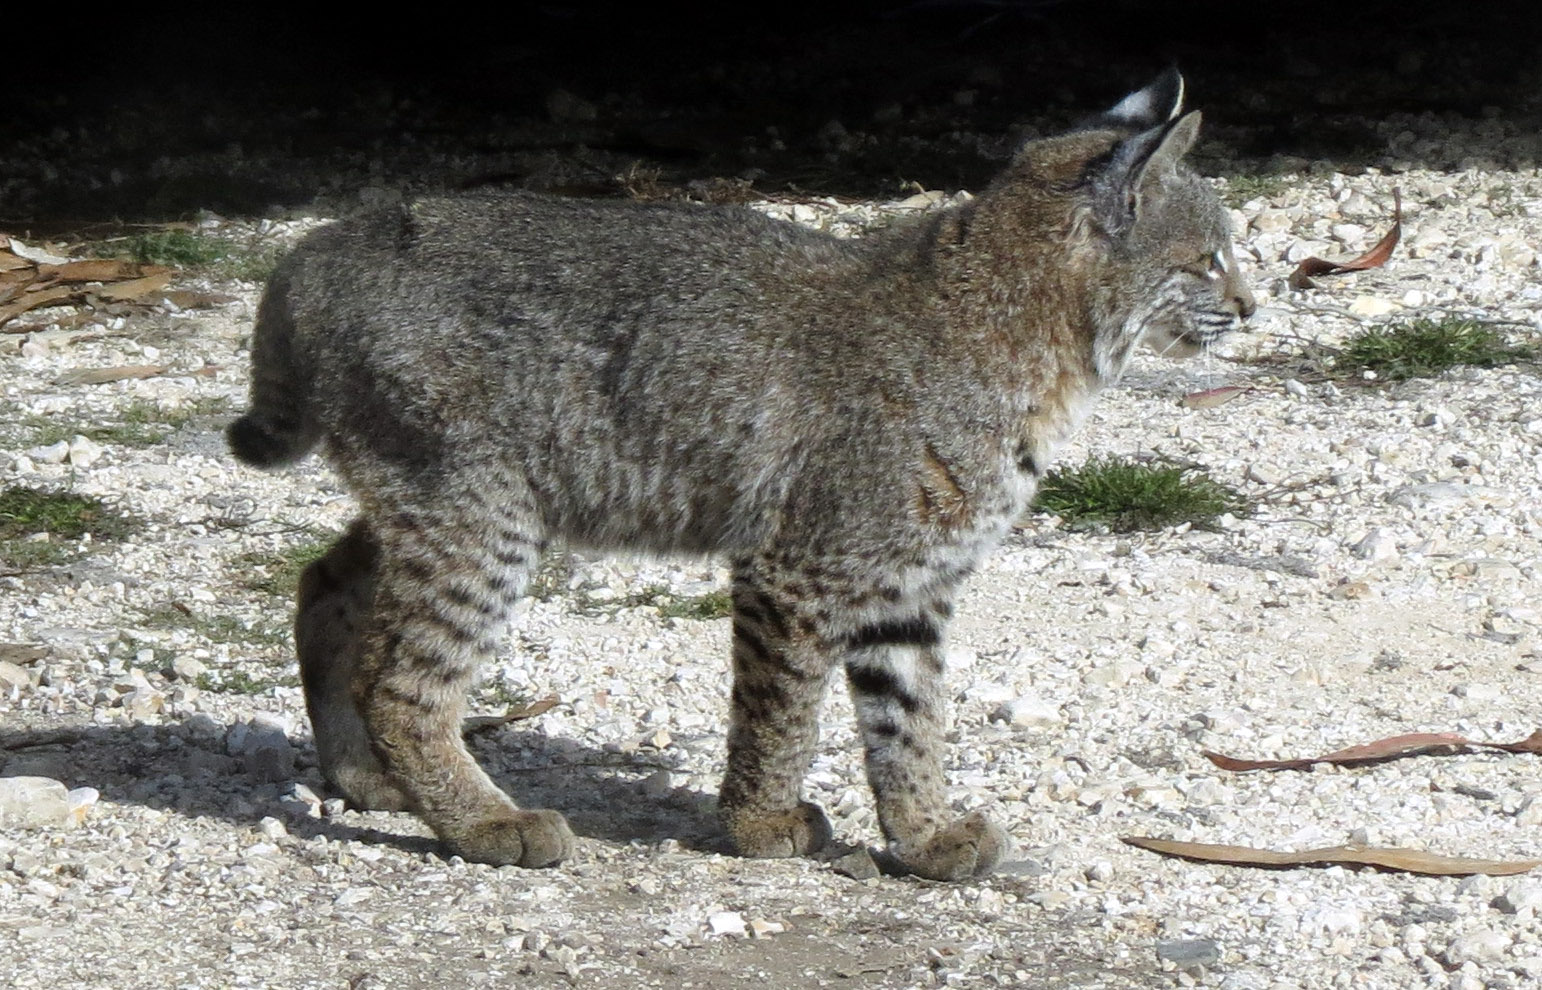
(1080, 68, 1185, 132)
(1089, 110, 1202, 236)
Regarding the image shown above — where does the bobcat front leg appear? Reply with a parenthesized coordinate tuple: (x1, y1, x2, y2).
(844, 609, 1008, 880)
(296, 519, 409, 811)
(718, 568, 835, 860)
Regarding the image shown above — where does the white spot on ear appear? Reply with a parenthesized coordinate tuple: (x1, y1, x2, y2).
(1170, 74, 1186, 120)
(1108, 89, 1156, 124)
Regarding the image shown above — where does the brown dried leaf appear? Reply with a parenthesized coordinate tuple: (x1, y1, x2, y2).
(1181, 385, 1246, 409)
(36, 259, 172, 284)
(160, 289, 240, 310)
(0, 284, 76, 327)
(1204, 728, 1542, 772)
(460, 695, 561, 736)
(55, 364, 168, 386)
(0, 311, 101, 335)
(1124, 836, 1542, 877)
(0, 247, 31, 272)
(1288, 188, 1402, 290)
(95, 272, 174, 302)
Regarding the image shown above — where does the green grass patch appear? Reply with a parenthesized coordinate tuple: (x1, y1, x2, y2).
(196, 668, 299, 695)
(96, 230, 234, 268)
(237, 535, 334, 598)
(15, 396, 231, 449)
(655, 588, 733, 621)
(92, 229, 283, 282)
(1334, 318, 1533, 382)
(1221, 172, 1294, 207)
(563, 582, 733, 621)
(139, 603, 288, 647)
(0, 486, 134, 570)
(1032, 457, 1248, 533)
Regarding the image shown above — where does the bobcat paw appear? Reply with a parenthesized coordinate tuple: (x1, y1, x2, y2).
(446, 809, 576, 868)
(888, 812, 1008, 881)
(329, 765, 412, 812)
(724, 800, 834, 859)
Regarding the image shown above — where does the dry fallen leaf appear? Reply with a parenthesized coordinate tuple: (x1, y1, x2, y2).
(1204, 728, 1542, 772)
(1288, 188, 1402, 290)
(461, 695, 561, 736)
(95, 272, 174, 302)
(0, 284, 74, 325)
(55, 365, 169, 386)
(1181, 385, 1246, 409)
(1124, 836, 1542, 877)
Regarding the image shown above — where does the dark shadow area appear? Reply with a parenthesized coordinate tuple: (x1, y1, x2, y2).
(0, 718, 727, 858)
(5, 1, 1540, 228)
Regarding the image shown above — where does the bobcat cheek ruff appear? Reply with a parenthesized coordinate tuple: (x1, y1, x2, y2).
(230, 70, 1249, 880)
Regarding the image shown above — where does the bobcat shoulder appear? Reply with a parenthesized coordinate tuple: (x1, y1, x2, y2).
(231, 69, 1253, 881)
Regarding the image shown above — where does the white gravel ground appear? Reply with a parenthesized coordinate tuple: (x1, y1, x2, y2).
(2, 122, 1541, 989)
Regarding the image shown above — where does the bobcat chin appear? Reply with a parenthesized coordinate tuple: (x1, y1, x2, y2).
(230, 69, 1253, 881)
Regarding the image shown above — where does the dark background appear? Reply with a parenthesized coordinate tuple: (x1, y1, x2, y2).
(6, 1, 1540, 227)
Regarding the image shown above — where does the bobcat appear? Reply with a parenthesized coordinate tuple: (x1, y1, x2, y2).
(229, 70, 1254, 881)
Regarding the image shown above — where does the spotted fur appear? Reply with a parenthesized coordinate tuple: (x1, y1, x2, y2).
(230, 70, 1253, 880)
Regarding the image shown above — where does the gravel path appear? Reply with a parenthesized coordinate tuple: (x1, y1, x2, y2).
(3, 111, 1542, 988)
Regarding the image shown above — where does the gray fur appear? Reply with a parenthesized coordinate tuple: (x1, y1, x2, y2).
(231, 72, 1254, 880)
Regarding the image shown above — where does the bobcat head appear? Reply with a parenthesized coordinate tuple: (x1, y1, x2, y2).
(1079, 69, 1256, 373)
(972, 69, 1255, 382)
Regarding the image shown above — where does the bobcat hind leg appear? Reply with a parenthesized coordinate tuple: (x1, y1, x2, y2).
(296, 519, 410, 811)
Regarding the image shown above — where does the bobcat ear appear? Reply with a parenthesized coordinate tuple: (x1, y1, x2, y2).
(1089, 111, 1202, 236)
(1082, 68, 1185, 132)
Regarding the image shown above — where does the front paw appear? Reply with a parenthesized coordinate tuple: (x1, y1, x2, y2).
(887, 812, 1008, 881)
(446, 809, 576, 868)
(723, 800, 834, 859)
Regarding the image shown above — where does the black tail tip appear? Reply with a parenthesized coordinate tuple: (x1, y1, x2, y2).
(227, 414, 299, 468)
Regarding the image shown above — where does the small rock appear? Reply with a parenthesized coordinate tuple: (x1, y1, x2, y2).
(27, 441, 70, 465)
(1347, 295, 1399, 318)
(830, 848, 881, 881)
(65, 787, 99, 824)
(120, 687, 165, 718)
(1450, 683, 1502, 702)
(641, 769, 681, 800)
(0, 660, 33, 691)
(1351, 529, 1398, 562)
(1513, 795, 1542, 825)
(278, 783, 323, 819)
(0, 776, 74, 828)
(992, 696, 1063, 730)
(227, 716, 296, 783)
(334, 886, 375, 908)
(1498, 882, 1542, 915)
(707, 910, 746, 937)
(1442, 929, 1511, 966)
(258, 816, 287, 839)
(1244, 463, 1280, 486)
(1157, 938, 1220, 970)
(66, 435, 104, 467)
(747, 917, 784, 938)
(1252, 209, 1294, 233)
(168, 655, 207, 682)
